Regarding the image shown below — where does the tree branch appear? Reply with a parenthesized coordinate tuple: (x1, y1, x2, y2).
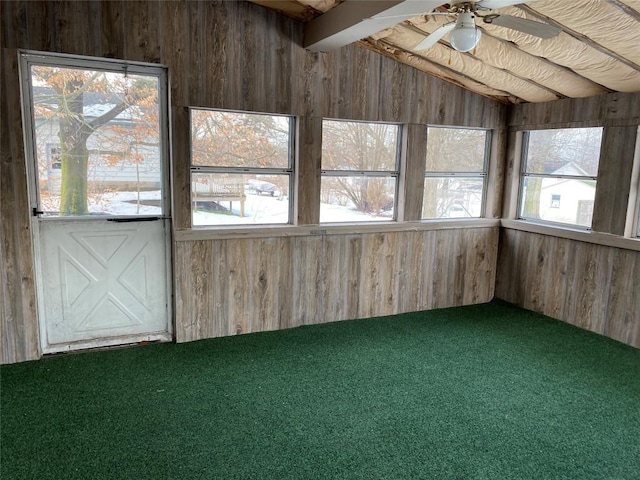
(87, 100, 130, 131)
(87, 149, 125, 156)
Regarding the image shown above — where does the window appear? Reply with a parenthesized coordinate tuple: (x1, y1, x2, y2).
(422, 127, 488, 219)
(25, 60, 164, 217)
(190, 109, 293, 226)
(519, 127, 603, 228)
(320, 120, 400, 223)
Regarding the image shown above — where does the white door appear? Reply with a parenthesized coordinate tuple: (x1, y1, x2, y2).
(38, 220, 170, 348)
(21, 53, 172, 353)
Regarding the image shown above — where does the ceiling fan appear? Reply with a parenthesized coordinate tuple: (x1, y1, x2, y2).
(412, 0, 562, 53)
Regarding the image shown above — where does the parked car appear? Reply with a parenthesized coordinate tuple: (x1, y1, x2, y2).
(247, 179, 280, 197)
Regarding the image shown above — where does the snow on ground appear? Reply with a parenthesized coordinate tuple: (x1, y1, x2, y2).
(192, 192, 392, 225)
(193, 193, 288, 225)
(93, 190, 392, 224)
(94, 190, 163, 216)
(319, 203, 392, 223)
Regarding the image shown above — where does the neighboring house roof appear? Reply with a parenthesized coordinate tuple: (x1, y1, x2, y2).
(550, 162, 590, 176)
(541, 162, 596, 191)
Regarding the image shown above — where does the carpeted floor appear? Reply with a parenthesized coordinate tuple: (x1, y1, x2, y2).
(2, 300, 639, 479)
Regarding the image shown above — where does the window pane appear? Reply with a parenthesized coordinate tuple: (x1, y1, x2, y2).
(320, 176, 396, 222)
(191, 110, 290, 168)
(192, 173, 289, 226)
(32, 65, 162, 216)
(525, 128, 602, 176)
(426, 127, 486, 172)
(520, 176, 596, 227)
(322, 120, 398, 171)
(422, 177, 484, 219)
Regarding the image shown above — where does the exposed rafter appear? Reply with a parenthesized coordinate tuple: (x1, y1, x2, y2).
(400, 22, 566, 100)
(606, 0, 640, 22)
(249, 0, 640, 103)
(369, 38, 524, 104)
(463, 25, 616, 95)
(517, 4, 640, 73)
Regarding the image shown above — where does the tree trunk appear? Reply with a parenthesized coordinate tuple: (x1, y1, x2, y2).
(59, 140, 89, 215)
(423, 179, 438, 218)
(58, 86, 91, 215)
(523, 177, 542, 219)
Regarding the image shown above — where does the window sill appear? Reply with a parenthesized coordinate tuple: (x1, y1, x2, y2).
(501, 219, 640, 252)
(174, 218, 500, 242)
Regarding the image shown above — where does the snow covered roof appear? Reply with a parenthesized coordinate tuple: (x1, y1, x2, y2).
(551, 162, 590, 177)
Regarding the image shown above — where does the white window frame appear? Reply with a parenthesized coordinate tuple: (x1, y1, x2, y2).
(518, 128, 601, 231)
(422, 126, 490, 220)
(189, 108, 295, 227)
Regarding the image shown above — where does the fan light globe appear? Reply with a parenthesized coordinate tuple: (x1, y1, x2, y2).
(449, 12, 481, 53)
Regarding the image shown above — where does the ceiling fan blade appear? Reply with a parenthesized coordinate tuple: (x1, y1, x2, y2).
(483, 14, 561, 39)
(476, 0, 532, 8)
(413, 22, 456, 51)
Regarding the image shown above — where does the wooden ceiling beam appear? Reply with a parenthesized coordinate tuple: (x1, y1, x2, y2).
(303, 0, 443, 52)
(517, 4, 640, 73)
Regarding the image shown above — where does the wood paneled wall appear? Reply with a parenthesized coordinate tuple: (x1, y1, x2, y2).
(500, 93, 640, 349)
(1, 49, 40, 364)
(592, 126, 639, 236)
(505, 92, 640, 235)
(508, 92, 640, 130)
(496, 229, 640, 349)
(1, 1, 504, 363)
(175, 228, 499, 342)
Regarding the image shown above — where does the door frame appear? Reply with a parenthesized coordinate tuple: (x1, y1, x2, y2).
(19, 50, 174, 354)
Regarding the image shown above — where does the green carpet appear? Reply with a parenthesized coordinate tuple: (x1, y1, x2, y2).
(2, 301, 639, 479)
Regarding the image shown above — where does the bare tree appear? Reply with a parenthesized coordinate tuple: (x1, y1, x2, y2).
(423, 127, 485, 218)
(322, 121, 398, 214)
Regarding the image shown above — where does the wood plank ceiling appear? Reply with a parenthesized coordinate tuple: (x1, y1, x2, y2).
(250, 0, 640, 103)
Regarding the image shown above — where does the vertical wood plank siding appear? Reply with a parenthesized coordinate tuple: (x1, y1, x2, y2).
(500, 94, 640, 349)
(1, 49, 41, 364)
(507, 92, 640, 236)
(399, 124, 428, 221)
(175, 228, 499, 343)
(496, 229, 640, 349)
(592, 126, 638, 235)
(1, 0, 503, 363)
(508, 92, 640, 129)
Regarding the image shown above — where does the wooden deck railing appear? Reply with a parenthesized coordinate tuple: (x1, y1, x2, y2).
(192, 180, 246, 217)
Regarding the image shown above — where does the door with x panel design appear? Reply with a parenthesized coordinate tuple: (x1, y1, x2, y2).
(22, 53, 172, 353)
(38, 220, 170, 348)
